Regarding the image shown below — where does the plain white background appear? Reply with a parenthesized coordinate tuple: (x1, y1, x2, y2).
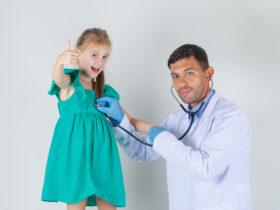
(0, 0, 279, 209)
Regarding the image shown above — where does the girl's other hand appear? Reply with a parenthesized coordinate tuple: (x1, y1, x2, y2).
(57, 40, 80, 67)
(51, 40, 80, 89)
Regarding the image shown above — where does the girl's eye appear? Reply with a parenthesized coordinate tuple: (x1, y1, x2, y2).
(102, 55, 108, 59)
(92, 54, 97, 58)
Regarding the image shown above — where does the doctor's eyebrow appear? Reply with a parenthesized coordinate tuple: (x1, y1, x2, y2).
(170, 68, 195, 75)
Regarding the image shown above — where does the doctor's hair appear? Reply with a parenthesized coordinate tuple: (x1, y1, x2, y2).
(76, 28, 112, 98)
(167, 44, 209, 70)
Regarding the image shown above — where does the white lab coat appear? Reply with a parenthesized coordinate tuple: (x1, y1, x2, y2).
(113, 91, 253, 210)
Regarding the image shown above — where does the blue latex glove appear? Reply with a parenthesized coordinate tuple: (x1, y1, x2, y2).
(95, 97, 124, 125)
(149, 126, 166, 144)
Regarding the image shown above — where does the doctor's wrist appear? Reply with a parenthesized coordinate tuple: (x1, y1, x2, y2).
(149, 126, 166, 144)
(115, 112, 124, 125)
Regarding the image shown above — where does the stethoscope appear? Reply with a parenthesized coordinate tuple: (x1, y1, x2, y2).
(169, 77, 213, 140)
(96, 90, 205, 148)
(170, 86, 205, 140)
(96, 81, 212, 147)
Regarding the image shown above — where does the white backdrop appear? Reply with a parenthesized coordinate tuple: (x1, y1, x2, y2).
(1, 0, 279, 209)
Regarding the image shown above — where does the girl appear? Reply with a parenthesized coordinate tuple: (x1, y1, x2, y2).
(42, 28, 125, 210)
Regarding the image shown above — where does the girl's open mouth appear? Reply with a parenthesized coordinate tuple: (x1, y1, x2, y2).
(91, 66, 100, 73)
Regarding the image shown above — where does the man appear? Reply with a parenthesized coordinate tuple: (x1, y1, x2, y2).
(96, 44, 253, 210)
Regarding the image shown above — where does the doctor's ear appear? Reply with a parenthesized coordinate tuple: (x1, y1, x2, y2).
(205, 67, 214, 81)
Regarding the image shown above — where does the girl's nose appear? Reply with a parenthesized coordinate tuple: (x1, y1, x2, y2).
(95, 60, 103, 67)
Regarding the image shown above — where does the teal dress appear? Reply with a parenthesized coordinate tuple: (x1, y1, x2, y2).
(41, 68, 126, 207)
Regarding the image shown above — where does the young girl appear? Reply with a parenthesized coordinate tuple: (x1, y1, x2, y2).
(41, 28, 125, 210)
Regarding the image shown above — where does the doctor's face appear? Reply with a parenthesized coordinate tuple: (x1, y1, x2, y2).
(170, 56, 213, 108)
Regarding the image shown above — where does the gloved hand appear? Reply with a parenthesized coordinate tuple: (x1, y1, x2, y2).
(149, 126, 166, 144)
(95, 97, 124, 125)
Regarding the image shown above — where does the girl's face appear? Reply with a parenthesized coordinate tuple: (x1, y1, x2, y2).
(78, 43, 111, 79)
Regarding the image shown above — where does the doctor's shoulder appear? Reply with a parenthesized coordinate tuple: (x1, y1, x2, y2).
(211, 96, 251, 127)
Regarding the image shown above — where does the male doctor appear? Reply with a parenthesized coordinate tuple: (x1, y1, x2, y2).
(96, 44, 253, 210)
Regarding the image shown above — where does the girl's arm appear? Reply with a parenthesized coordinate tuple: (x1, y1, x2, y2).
(52, 40, 80, 89)
(122, 108, 156, 133)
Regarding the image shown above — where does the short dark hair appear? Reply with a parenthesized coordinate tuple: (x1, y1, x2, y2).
(167, 44, 209, 70)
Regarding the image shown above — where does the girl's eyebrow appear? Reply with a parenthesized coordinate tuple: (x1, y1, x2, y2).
(89, 50, 110, 55)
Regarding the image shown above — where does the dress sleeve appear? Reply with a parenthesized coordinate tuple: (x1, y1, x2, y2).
(103, 84, 120, 100)
(48, 68, 82, 99)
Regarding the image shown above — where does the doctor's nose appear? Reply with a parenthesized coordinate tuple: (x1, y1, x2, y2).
(177, 77, 190, 87)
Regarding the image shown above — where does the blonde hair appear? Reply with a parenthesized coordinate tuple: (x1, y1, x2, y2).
(76, 28, 111, 98)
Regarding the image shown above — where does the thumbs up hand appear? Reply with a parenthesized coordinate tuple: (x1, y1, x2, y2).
(57, 40, 80, 68)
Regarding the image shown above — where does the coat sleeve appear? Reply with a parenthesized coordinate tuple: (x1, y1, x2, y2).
(112, 115, 160, 162)
(153, 109, 251, 181)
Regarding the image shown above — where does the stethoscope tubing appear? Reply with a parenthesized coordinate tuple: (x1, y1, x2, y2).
(105, 114, 154, 147)
(171, 86, 204, 140)
(103, 86, 206, 147)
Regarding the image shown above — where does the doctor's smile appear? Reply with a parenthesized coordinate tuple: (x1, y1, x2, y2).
(179, 88, 192, 96)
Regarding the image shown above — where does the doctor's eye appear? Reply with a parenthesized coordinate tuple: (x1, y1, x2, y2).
(172, 74, 179, 80)
(186, 72, 193, 76)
